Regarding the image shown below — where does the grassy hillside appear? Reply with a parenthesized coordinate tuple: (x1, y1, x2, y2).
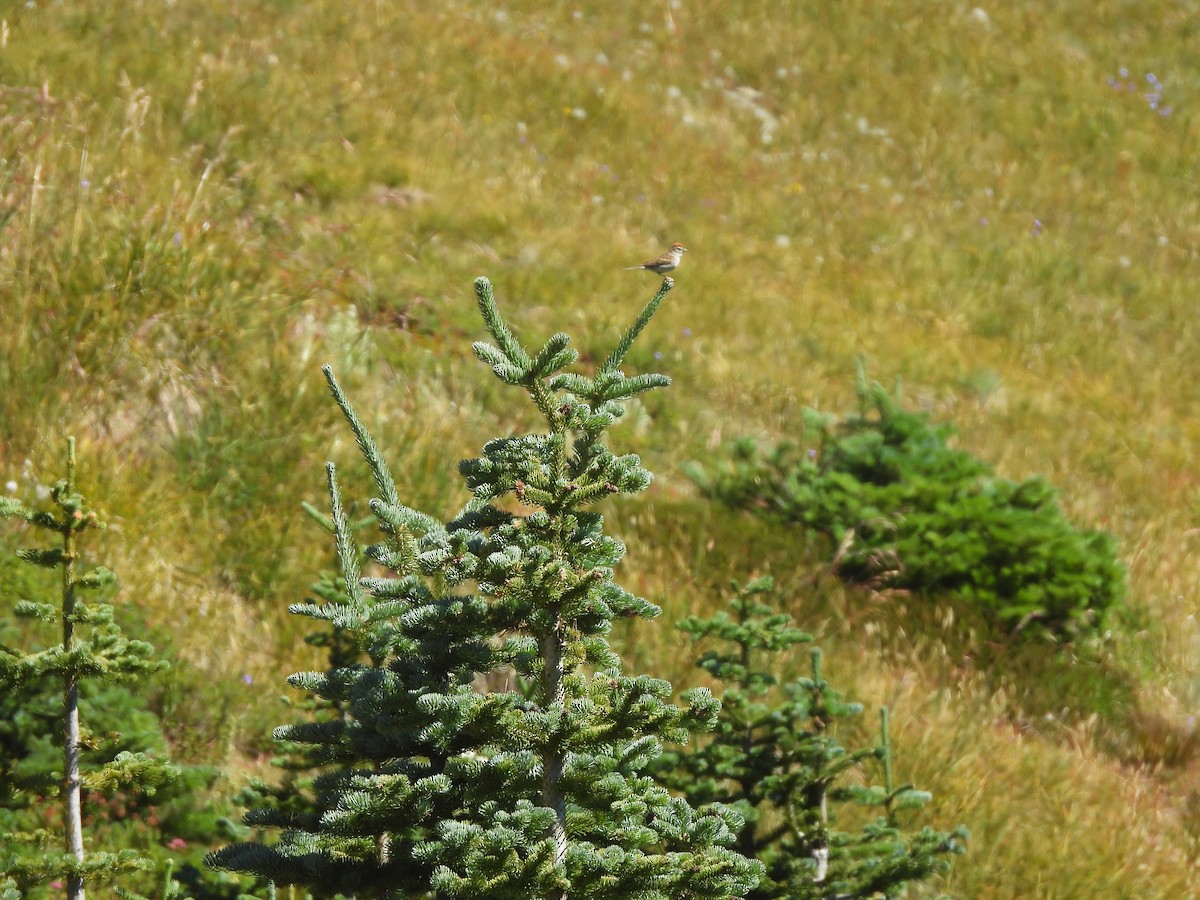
(2, 1, 1199, 896)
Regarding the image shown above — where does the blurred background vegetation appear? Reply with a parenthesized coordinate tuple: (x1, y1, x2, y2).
(2, 1, 1199, 896)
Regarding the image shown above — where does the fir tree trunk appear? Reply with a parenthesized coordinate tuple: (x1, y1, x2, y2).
(375, 757, 390, 870)
(541, 625, 569, 900)
(737, 631, 757, 864)
(62, 442, 86, 900)
(64, 677, 85, 900)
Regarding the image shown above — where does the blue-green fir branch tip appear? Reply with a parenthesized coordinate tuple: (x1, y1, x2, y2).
(474, 276, 531, 368)
(600, 277, 673, 374)
(325, 462, 364, 607)
(322, 365, 400, 507)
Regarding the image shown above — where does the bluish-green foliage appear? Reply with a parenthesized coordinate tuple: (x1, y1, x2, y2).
(657, 578, 966, 899)
(208, 278, 762, 898)
(213, 509, 375, 898)
(692, 369, 1125, 639)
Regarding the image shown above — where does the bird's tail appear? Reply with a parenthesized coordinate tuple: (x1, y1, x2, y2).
(622, 265, 646, 270)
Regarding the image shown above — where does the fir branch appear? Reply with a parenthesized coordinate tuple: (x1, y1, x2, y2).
(599, 277, 673, 374)
(474, 276, 532, 368)
(0, 498, 57, 529)
(72, 566, 117, 590)
(322, 365, 401, 508)
(326, 463, 365, 608)
(301, 499, 335, 532)
(529, 333, 577, 378)
(17, 547, 68, 569)
(370, 498, 445, 539)
(80, 751, 180, 795)
(596, 371, 672, 401)
(471, 280, 567, 426)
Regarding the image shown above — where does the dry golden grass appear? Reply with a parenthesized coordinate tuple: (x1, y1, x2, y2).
(3, 0, 1200, 895)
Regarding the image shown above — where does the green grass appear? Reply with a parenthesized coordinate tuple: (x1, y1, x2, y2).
(3, 0, 1200, 895)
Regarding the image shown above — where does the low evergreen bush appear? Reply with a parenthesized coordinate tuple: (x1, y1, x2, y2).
(691, 368, 1125, 640)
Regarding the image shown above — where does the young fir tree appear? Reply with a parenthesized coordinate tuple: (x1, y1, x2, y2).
(657, 578, 966, 899)
(228, 504, 372, 850)
(208, 277, 762, 898)
(0, 438, 178, 900)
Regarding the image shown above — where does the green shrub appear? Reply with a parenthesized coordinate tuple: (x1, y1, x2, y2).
(692, 368, 1125, 640)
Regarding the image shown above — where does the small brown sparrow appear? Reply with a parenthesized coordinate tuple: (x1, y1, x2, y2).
(623, 242, 687, 276)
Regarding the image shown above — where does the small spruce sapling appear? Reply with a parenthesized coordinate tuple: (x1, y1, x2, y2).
(209, 277, 762, 898)
(656, 578, 966, 899)
(0, 438, 178, 900)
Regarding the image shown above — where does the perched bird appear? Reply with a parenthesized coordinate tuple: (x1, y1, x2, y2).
(623, 242, 687, 277)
